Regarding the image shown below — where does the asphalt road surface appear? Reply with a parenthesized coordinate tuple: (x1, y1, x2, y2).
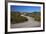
(11, 15, 41, 28)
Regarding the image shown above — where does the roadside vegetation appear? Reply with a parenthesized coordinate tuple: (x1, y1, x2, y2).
(31, 12, 40, 22)
(25, 12, 41, 22)
(11, 12, 28, 24)
(11, 11, 40, 24)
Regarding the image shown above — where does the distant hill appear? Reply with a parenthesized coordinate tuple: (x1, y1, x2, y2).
(11, 11, 40, 16)
(32, 12, 40, 16)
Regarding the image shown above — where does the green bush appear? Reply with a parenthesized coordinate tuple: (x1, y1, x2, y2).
(34, 16, 40, 21)
(31, 12, 40, 22)
(11, 12, 28, 24)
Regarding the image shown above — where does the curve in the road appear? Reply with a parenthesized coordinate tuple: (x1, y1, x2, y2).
(11, 15, 41, 28)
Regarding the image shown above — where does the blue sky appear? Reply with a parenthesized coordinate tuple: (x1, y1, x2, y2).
(11, 5, 41, 13)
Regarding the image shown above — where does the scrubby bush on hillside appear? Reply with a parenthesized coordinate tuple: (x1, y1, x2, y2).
(31, 12, 41, 21)
(11, 12, 28, 24)
(34, 16, 40, 21)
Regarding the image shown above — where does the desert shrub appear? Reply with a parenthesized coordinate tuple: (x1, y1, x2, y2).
(14, 16, 28, 23)
(31, 12, 41, 22)
(11, 12, 28, 24)
(11, 16, 28, 24)
(34, 16, 40, 21)
(31, 14, 35, 17)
